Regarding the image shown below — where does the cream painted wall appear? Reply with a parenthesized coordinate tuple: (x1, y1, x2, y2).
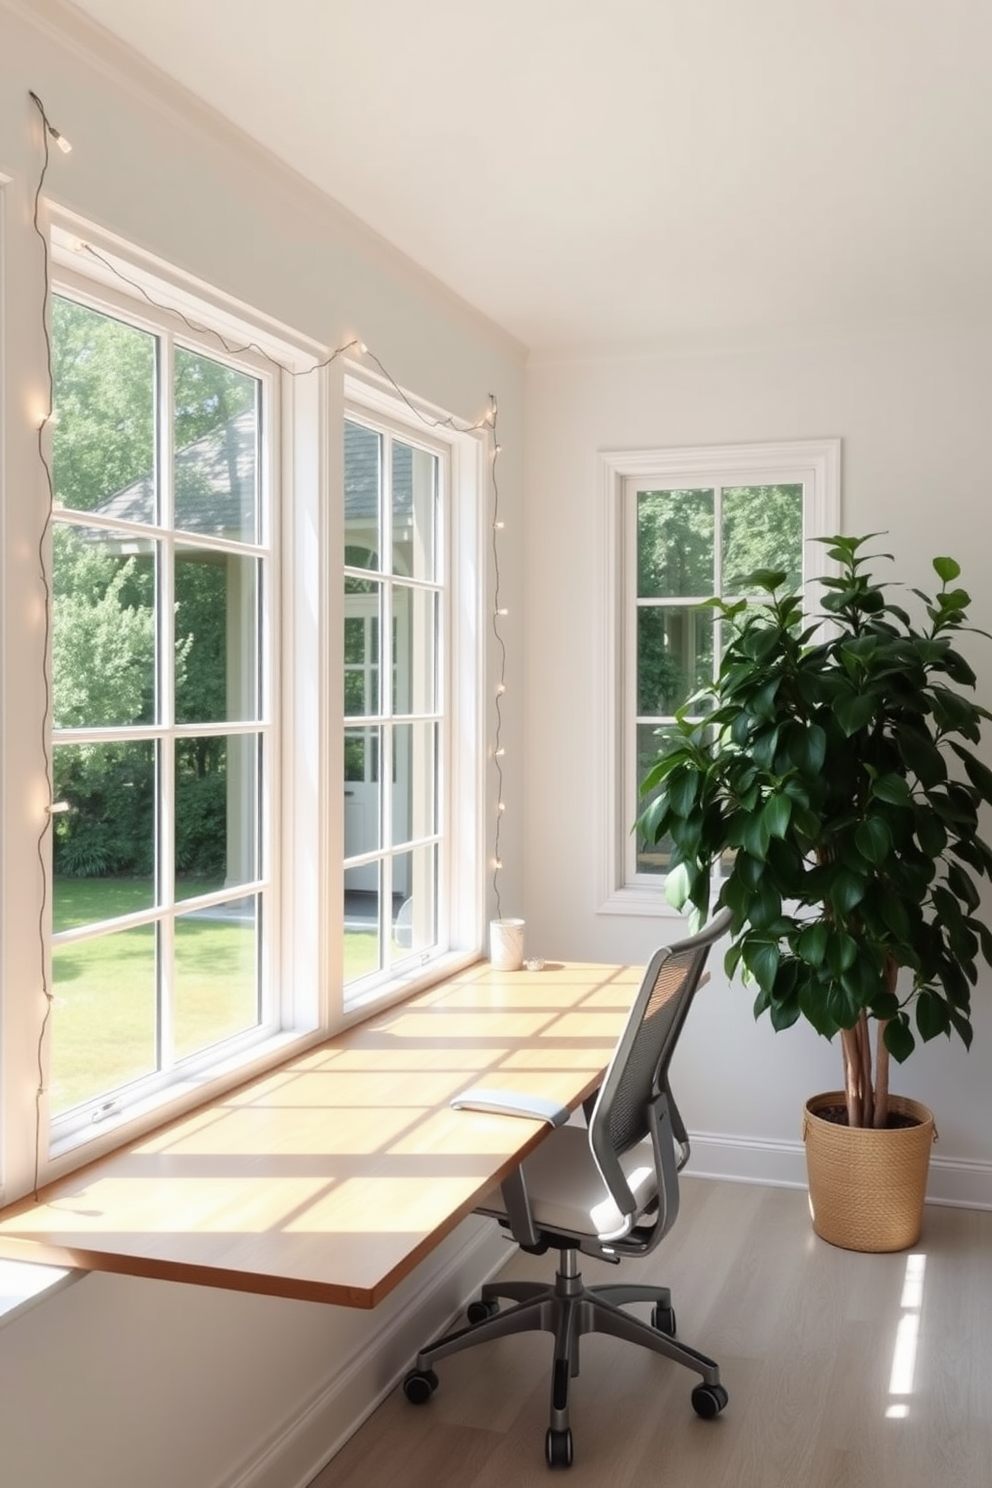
(522, 327, 992, 1182)
(0, 4, 524, 1485)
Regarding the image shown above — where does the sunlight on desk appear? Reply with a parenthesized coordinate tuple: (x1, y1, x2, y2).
(0, 960, 642, 1308)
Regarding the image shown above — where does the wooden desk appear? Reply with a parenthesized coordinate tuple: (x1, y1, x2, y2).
(0, 960, 640, 1308)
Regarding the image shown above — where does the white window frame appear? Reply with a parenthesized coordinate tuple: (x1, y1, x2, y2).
(1, 212, 332, 1191)
(598, 438, 841, 917)
(334, 366, 486, 1023)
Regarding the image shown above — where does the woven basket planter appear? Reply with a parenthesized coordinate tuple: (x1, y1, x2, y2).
(802, 1092, 936, 1253)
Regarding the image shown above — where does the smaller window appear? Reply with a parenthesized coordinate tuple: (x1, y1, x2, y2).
(600, 440, 840, 914)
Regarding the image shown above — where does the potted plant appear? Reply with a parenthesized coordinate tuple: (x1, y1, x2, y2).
(638, 535, 992, 1250)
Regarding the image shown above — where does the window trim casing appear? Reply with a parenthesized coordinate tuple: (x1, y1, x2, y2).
(597, 438, 841, 918)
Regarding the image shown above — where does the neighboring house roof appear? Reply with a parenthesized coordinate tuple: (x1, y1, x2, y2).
(97, 409, 258, 539)
(93, 412, 412, 541)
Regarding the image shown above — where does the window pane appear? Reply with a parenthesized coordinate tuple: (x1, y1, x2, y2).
(52, 296, 156, 521)
(637, 489, 714, 598)
(344, 726, 381, 860)
(722, 484, 803, 594)
(175, 735, 258, 893)
(344, 591, 381, 717)
(53, 527, 156, 729)
(392, 845, 437, 958)
(51, 924, 157, 1114)
(637, 606, 714, 715)
(173, 348, 259, 543)
(344, 863, 382, 985)
(52, 740, 156, 899)
(393, 721, 437, 847)
(393, 585, 436, 715)
(174, 896, 259, 1060)
(345, 420, 382, 571)
(393, 441, 437, 581)
(635, 723, 680, 876)
(175, 550, 259, 724)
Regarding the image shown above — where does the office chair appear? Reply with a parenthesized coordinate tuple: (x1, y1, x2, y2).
(404, 907, 733, 1467)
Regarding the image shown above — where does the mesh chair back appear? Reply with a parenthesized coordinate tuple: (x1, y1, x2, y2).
(589, 909, 732, 1206)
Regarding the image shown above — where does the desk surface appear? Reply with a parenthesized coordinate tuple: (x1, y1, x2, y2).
(0, 960, 640, 1308)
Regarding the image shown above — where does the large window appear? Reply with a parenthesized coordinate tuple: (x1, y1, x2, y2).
(49, 289, 274, 1137)
(600, 440, 840, 913)
(0, 218, 486, 1197)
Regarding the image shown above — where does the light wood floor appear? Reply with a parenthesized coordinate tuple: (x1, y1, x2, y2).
(310, 1178, 992, 1487)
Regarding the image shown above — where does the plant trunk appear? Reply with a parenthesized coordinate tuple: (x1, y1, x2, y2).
(872, 956, 899, 1129)
(857, 1013, 874, 1128)
(841, 1024, 864, 1128)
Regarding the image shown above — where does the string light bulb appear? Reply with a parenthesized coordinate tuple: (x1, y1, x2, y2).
(29, 91, 72, 153)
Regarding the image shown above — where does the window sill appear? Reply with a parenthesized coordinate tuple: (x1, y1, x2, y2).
(598, 886, 682, 917)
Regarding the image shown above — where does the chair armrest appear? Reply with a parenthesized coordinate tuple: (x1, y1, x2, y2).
(450, 1087, 570, 1127)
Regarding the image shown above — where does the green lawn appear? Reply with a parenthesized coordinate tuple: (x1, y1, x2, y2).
(52, 878, 378, 1114)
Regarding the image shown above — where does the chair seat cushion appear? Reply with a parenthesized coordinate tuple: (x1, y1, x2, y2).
(479, 1125, 658, 1240)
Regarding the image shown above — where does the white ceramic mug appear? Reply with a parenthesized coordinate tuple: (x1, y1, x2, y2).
(489, 917, 525, 971)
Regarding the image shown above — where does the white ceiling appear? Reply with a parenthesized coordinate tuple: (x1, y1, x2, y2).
(66, 0, 992, 354)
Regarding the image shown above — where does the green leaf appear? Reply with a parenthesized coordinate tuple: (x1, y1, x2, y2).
(830, 868, 867, 915)
(880, 891, 912, 941)
(666, 768, 700, 818)
(741, 569, 789, 594)
(933, 555, 962, 583)
(884, 1016, 915, 1063)
(796, 921, 829, 967)
(751, 726, 781, 771)
(949, 742, 992, 802)
(797, 977, 838, 1037)
(800, 724, 827, 774)
(897, 728, 946, 786)
(742, 810, 771, 860)
(664, 861, 691, 910)
(825, 931, 858, 976)
(743, 939, 781, 993)
(872, 773, 912, 806)
(947, 862, 981, 914)
(916, 990, 950, 1042)
(749, 877, 783, 930)
(768, 993, 802, 1032)
(834, 692, 876, 736)
(854, 816, 891, 865)
(762, 792, 792, 840)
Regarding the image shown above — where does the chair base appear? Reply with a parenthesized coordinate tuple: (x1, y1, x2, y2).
(405, 1246, 725, 1465)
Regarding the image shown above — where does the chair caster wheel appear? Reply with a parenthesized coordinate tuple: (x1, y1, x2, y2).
(545, 1426, 573, 1468)
(651, 1303, 677, 1335)
(403, 1368, 439, 1405)
(691, 1382, 729, 1419)
(466, 1297, 499, 1324)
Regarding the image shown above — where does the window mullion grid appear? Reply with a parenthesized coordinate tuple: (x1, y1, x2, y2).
(157, 331, 176, 1078)
(712, 483, 724, 688)
(380, 431, 395, 969)
(624, 483, 644, 885)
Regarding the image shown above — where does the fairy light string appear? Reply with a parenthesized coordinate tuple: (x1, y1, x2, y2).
(26, 91, 510, 1190)
(28, 90, 62, 1197)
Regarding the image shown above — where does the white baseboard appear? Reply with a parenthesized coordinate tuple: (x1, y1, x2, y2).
(221, 1220, 510, 1488)
(687, 1131, 992, 1211)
